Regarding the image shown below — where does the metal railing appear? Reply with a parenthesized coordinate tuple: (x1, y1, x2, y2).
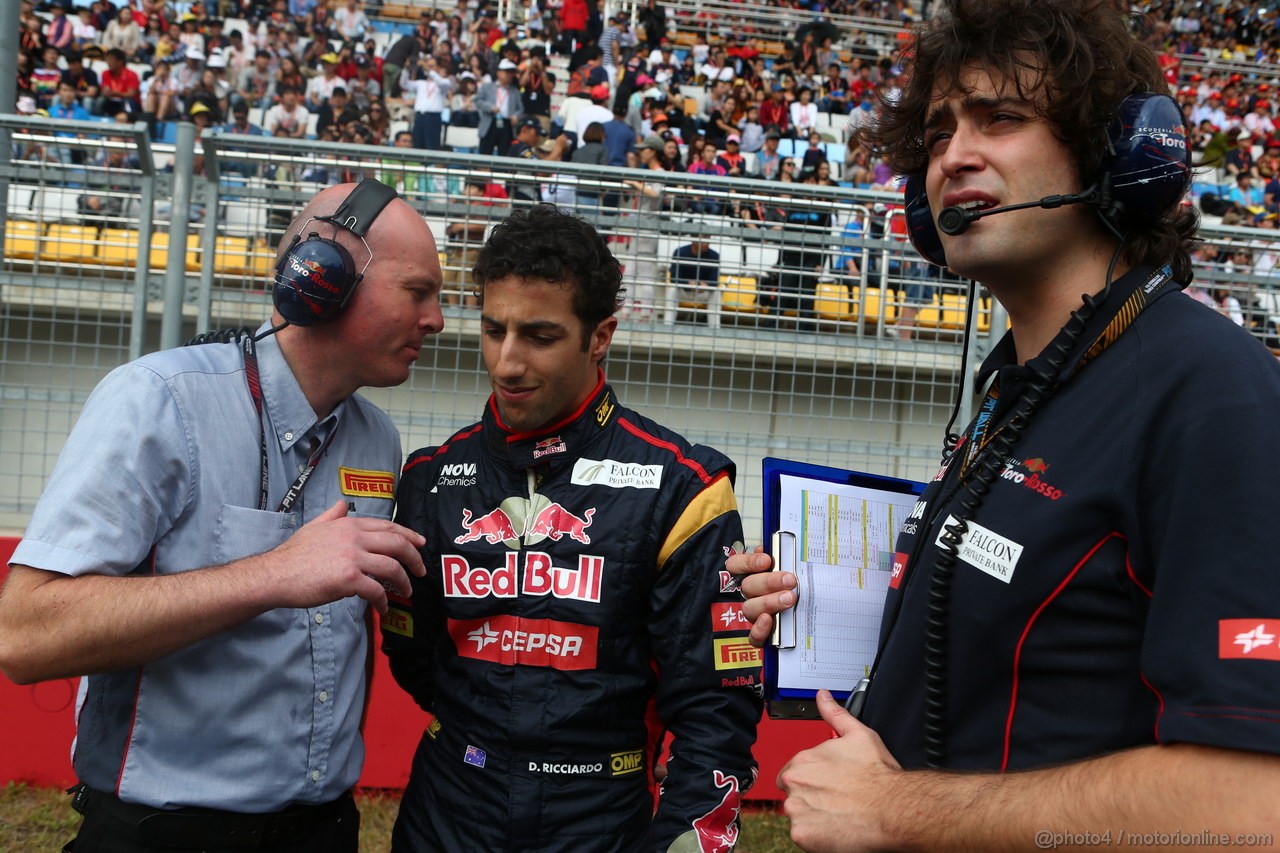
(4, 116, 1276, 540)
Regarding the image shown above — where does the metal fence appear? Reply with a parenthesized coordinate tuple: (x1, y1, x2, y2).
(3, 115, 1275, 541)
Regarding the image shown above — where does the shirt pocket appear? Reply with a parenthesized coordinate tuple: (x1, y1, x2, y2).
(215, 504, 299, 565)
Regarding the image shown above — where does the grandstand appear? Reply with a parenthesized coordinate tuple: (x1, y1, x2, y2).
(6, 0, 1280, 545)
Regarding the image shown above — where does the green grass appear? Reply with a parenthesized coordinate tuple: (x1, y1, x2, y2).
(0, 782, 801, 852)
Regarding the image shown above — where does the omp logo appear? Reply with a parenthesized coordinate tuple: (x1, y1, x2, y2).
(571, 458, 663, 490)
(449, 615, 599, 670)
(339, 467, 395, 499)
(594, 393, 616, 426)
(713, 638, 762, 671)
(610, 749, 644, 776)
(1220, 619, 1280, 660)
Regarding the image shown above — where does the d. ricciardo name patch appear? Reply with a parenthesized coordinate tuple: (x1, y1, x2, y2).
(339, 467, 395, 499)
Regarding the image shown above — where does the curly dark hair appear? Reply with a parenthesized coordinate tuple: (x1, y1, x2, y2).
(473, 205, 624, 348)
(861, 0, 1198, 282)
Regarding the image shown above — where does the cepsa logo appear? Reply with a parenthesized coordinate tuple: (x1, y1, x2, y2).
(1219, 619, 1280, 660)
(449, 615, 598, 670)
(998, 457, 1065, 501)
(711, 602, 752, 632)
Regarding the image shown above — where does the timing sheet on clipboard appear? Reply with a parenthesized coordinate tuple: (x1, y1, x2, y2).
(773, 474, 920, 695)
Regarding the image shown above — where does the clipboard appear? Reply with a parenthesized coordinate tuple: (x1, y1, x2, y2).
(761, 457, 924, 719)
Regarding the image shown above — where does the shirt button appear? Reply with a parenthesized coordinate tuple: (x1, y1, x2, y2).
(284, 431, 294, 441)
(314, 612, 324, 625)
(311, 770, 321, 782)
(318, 691, 329, 703)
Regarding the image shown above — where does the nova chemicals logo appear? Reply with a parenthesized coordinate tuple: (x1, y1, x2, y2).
(438, 462, 477, 487)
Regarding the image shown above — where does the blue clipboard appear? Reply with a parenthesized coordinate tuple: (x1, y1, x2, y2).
(761, 456, 924, 719)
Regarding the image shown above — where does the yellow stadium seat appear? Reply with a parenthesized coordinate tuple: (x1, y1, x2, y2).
(42, 224, 99, 265)
(917, 291, 967, 331)
(148, 231, 201, 272)
(814, 281, 854, 322)
(248, 240, 276, 279)
(4, 220, 40, 260)
(213, 236, 253, 277)
(99, 228, 140, 267)
(853, 287, 897, 326)
(720, 275, 759, 313)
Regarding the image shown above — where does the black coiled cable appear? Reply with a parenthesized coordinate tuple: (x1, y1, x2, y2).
(921, 278, 1111, 767)
(185, 326, 255, 346)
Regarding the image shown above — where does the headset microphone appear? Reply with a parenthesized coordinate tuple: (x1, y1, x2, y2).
(936, 189, 1098, 236)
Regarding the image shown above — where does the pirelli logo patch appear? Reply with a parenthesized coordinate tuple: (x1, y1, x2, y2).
(381, 607, 414, 638)
(339, 467, 395, 499)
(713, 638, 762, 671)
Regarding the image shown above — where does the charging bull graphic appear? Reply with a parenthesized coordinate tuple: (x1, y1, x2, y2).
(691, 770, 741, 853)
(455, 496, 595, 548)
(455, 507, 523, 545)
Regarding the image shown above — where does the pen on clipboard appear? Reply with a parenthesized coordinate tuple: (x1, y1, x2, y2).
(770, 530, 797, 649)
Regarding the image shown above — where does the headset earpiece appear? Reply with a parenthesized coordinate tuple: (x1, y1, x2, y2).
(273, 233, 359, 326)
(270, 179, 399, 327)
(901, 92, 1192, 269)
(1100, 92, 1192, 225)
(904, 172, 948, 268)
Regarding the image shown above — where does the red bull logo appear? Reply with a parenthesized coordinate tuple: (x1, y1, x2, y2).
(455, 507, 522, 545)
(532, 436, 567, 459)
(442, 552, 604, 603)
(691, 770, 741, 853)
(526, 503, 594, 545)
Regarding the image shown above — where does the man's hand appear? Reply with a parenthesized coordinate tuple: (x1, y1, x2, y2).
(778, 690, 902, 853)
(265, 500, 426, 614)
(724, 543, 797, 647)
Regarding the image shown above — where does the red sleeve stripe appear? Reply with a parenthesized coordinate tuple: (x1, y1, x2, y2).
(401, 424, 482, 473)
(1002, 531, 1126, 772)
(617, 417, 714, 485)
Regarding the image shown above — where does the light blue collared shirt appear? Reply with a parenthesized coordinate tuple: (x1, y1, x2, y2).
(14, 326, 401, 811)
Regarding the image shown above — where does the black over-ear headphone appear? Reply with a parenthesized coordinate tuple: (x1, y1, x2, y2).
(273, 179, 400, 326)
(904, 92, 1193, 268)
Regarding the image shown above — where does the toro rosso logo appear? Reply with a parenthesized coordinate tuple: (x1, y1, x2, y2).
(287, 257, 341, 295)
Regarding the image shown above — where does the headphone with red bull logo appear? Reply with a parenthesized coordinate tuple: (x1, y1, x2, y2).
(273, 178, 400, 326)
(904, 92, 1193, 268)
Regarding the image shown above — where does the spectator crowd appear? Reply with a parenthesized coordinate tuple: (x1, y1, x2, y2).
(11, 0, 1280, 332)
